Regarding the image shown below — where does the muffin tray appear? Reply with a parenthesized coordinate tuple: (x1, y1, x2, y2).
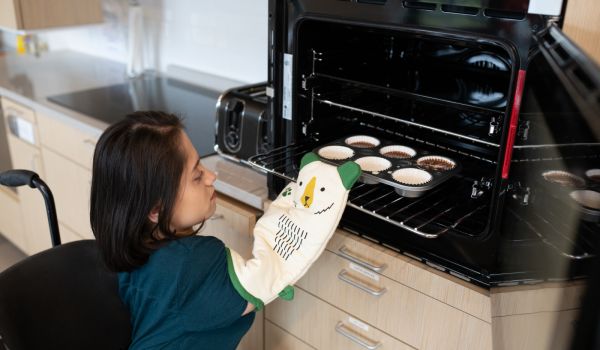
(540, 168, 600, 222)
(314, 135, 461, 198)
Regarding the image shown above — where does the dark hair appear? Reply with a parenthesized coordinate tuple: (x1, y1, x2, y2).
(90, 111, 190, 272)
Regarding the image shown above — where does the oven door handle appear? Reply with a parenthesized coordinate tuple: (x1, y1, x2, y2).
(338, 269, 387, 297)
(338, 245, 387, 272)
(335, 321, 381, 350)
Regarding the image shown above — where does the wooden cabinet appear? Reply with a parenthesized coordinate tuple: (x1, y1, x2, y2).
(1, 97, 50, 255)
(267, 287, 413, 350)
(563, 0, 600, 64)
(265, 229, 493, 350)
(41, 147, 94, 239)
(491, 282, 585, 350)
(199, 194, 263, 350)
(294, 248, 491, 349)
(37, 111, 99, 241)
(0, 0, 102, 31)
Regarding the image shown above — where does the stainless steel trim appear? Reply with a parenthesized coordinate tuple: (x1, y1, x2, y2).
(338, 245, 387, 272)
(335, 322, 382, 350)
(338, 269, 387, 297)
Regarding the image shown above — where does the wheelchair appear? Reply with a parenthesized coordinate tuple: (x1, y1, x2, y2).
(0, 170, 131, 350)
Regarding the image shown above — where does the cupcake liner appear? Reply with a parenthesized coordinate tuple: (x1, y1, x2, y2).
(570, 190, 600, 210)
(318, 145, 355, 160)
(345, 135, 380, 148)
(416, 156, 456, 172)
(380, 145, 416, 159)
(542, 170, 585, 188)
(585, 169, 600, 183)
(354, 156, 392, 173)
(392, 168, 433, 186)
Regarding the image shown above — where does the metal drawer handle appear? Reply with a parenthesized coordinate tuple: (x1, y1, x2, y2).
(209, 214, 224, 221)
(338, 269, 387, 297)
(335, 322, 381, 350)
(339, 245, 387, 272)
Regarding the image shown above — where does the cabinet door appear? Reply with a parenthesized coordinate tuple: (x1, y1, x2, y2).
(6, 134, 51, 255)
(41, 147, 94, 240)
(0, 0, 19, 29)
(0, 0, 102, 30)
(2, 98, 50, 255)
(199, 194, 262, 350)
(0, 188, 25, 253)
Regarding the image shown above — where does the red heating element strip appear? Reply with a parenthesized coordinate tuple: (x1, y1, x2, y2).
(502, 69, 527, 179)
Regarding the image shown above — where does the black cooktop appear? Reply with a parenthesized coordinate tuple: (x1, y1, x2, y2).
(48, 75, 221, 157)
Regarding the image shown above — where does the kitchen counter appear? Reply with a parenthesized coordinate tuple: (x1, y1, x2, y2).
(0, 49, 269, 209)
(0, 50, 245, 133)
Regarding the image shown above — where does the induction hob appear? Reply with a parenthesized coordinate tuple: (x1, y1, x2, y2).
(48, 75, 221, 157)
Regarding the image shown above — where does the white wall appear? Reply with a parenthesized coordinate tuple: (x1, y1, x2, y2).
(40, 0, 268, 84)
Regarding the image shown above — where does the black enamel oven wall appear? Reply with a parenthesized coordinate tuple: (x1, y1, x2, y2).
(263, 0, 600, 287)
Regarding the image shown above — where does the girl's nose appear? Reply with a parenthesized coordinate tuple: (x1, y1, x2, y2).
(205, 169, 217, 185)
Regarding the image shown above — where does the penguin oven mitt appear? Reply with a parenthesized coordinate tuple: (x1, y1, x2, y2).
(226, 152, 361, 310)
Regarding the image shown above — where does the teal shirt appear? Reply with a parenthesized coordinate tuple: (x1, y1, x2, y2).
(118, 235, 254, 350)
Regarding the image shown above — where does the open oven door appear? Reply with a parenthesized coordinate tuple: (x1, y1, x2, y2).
(500, 22, 600, 350)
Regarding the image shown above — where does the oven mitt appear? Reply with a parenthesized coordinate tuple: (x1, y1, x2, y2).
(225, 152, 361, 310)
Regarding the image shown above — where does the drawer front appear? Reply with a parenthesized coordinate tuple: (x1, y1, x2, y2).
(327, 230, 491, 322)
(266, 287, 413, 350)
(37, 112, 99, 170)
(41, 147, 94, 239)
(296, 249, 492, 349)
(265, 321, 315, 350)
(2, 97, 39, 147)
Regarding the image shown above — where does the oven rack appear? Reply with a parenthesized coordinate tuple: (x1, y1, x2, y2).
(311, 73, 503, 115)
(248, 142, 490, 239)
(308, 74, 504, 149)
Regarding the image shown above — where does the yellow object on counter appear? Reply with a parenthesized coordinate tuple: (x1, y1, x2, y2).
(16, 35, 26, 55)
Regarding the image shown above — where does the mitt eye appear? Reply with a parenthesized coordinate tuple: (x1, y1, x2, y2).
(320, 187, 325, 192)
(299, 181, 303, 186)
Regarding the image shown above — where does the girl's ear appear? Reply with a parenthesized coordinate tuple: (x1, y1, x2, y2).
(148, 206, 160, 223)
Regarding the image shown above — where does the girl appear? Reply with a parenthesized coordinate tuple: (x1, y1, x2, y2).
(91, 111, 359, 349)
(90, 111, 254, 349)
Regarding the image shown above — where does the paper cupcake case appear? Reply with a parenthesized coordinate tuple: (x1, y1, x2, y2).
(314, 135, 461, 198)
(539, 168, 600, 222)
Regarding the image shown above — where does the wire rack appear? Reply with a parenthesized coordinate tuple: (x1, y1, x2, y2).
(249, 141, 489, 239)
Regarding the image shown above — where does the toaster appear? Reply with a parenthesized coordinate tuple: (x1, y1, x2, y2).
(215, 83, 270, 164)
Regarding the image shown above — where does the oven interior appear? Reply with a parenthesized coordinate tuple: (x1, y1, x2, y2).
(266, 20, 515, 240)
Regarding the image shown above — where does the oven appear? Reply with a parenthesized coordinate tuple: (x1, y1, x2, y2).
(249, 0, 600, 290)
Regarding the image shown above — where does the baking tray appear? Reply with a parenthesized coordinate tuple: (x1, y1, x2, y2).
(314, 135, 461, 198)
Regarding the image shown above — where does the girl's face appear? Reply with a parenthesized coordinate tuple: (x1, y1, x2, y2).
(169, 131, 217, 233)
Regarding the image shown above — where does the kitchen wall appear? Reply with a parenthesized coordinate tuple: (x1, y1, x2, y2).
(39, 0, 268, 84)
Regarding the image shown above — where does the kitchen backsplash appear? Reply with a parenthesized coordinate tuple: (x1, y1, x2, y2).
(37, 0, 268, 84)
